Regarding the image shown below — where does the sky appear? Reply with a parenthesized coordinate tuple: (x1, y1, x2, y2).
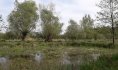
(0, 0, 100, 32)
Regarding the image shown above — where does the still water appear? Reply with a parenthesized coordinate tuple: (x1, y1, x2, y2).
(0, 52, 100, 70)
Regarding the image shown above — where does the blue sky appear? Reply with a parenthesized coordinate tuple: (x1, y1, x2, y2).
(0, 0, 100, 32)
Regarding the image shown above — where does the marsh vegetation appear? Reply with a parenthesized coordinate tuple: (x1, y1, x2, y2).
(0, 0, 118, 70)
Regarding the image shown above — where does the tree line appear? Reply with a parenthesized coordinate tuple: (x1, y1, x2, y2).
(0, 0, 118, 47)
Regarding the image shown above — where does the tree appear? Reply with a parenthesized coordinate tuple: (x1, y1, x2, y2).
(65, 19, 80, 40)
(0, 15, 3, 32)
(40, 7, 63, 42)
(80, 14, 94, 39)
(0, 15, 2, 22)
(97, 0, 118, 47)
(95, 26, 111, 39)
(8, 0, 38, 41)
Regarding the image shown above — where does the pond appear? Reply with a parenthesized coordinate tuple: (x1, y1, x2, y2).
(34, 52, 43, 63)
(0, 57, 9, 70)
(0, 52, 100, 70)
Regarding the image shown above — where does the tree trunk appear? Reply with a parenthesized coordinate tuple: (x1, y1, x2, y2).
(111, 18, 115, 48)
(45, 34, 52, 42)
(21, 35, 26, 41)
(111, 0, 115, 48)
(21, 32, 28, 41)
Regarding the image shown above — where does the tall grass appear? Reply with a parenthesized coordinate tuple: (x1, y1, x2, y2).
(79, 54, 118, 70)
(0, 40, 118, 70)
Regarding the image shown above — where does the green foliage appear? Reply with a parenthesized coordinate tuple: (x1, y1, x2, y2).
(80, 54, 118, 70)
(65, 19, 80, 40)
(95, 26, 112, 39)
(4, 31, 19, 40)
(0, 33, 5, 40)
(81, 14, 94, 29)
(65, 40, 113, 48)
(80, 14, 94, 39)
(40, 7, 62, 42)
(97, 0, 118, 47)
(8, 0, 39, 40)
(115, 27, 118, 39)
(0, 15, 3, 32)
(0, 41, 118, 70)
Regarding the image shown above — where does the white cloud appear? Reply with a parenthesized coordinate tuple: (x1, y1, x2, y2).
(51, 0, 100, 32)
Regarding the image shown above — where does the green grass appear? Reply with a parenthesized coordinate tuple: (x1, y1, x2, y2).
(0, 40, 118, 70)
(79, 54, 118, 70)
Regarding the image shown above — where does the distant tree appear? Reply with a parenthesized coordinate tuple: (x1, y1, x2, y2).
(65, 19, 80, 40)
(8, 0, 38, 41)
(0, 15, 2, 22)
(80, 14, 94, 39)
(0, 15, 3, 32)
(40, 6, 63, 42)
(97, 0, 118, 47)
(5, 31, 17, 40)
(0, 15, 3, 39)
(95, 26, 111, 39)
(115, 22, 118, 38)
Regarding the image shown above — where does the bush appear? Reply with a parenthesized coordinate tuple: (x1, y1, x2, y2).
(64, 40, 113, 48)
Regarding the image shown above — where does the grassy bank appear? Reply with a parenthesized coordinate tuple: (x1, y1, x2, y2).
(79, 54, 118, 70)
(0, 40, 118, 70)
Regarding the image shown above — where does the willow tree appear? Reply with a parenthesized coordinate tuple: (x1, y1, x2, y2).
(8, 0, 38, 40)
(80, 14, 94, 39)
(40, 7, 62, 42)
(65, 19, 80, 40)
(97, 0, 118, 47)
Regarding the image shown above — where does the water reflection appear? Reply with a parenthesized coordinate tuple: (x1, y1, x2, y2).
(91, 53, 100, 61)
(34, 52, 43, 63)
(0, 52, 101, 70)
(0, 57, 9, 70)
(61, 52, 100, 65)
(61, 52, 71, 64)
